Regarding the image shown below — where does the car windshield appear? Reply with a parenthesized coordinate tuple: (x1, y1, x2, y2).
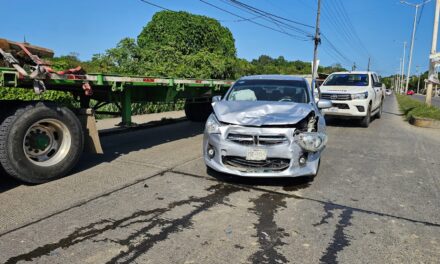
(226, 79, 309, 103)
(324, 74, 369, 86)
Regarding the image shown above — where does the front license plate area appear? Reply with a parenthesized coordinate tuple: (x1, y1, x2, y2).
(328, 107, 339, 112)
(246, 149, 267, 161)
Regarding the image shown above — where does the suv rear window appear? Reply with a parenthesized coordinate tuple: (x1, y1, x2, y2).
(324, 74, 369, 86)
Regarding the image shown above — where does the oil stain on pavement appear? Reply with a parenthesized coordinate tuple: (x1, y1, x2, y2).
(4, 184, 245, 264)
(248, 193, 289, 264)
(314, 203, 354, 264)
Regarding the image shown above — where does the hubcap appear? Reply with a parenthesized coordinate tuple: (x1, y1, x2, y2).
(23, 119, 72, 167)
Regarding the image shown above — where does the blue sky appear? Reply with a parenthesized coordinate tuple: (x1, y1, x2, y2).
(2, 0, 436, 76)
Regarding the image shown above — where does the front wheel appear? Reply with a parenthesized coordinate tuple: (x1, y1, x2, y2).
(376, 100, 383, 119)
(0, 102, 84, 183)
(360, 104, 371, 128)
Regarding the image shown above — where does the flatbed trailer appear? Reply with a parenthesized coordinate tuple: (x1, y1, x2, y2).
(0, 39, 233, 183)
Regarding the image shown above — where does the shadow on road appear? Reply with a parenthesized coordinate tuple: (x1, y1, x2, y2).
(324, 117, 365, 128)
(0, 171, 21, 193)
(382, 111, 404, 117)
(206, 167, 312, 192)
(0, 120, 205, 192)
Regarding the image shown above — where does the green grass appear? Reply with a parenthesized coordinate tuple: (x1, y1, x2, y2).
(396, 94, 440, 121)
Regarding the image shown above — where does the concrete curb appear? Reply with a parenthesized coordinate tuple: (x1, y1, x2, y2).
(409, 116, 440, 129)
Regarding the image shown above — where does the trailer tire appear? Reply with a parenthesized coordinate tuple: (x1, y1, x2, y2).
(184, 101, 212, 122)
(0, 102, 84, 183)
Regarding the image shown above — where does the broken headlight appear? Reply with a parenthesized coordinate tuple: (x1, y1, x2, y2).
(296, 132, 327, 152)
(205, 114, 222, 134)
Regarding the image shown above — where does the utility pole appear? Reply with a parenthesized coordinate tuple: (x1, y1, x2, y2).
(416, 66, 422, 94)
(399, 58, 403, 92)
(426, 0, 440, 105)
(401, 0, 432, 94)
(352, 62, 357, 71)
(401, 42, 407, 94)
(367, 57, 371, 71)
(312, 0, 322, 97)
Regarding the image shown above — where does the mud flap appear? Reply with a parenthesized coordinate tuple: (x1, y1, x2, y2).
(78, 108, 103, 154)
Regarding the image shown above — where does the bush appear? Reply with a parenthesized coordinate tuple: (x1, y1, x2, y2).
(0, 87, 77, 107)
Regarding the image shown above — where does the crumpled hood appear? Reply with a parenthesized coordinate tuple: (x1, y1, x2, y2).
(212, 101, 314, 126)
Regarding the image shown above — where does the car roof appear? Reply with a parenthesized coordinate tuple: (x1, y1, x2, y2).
(330, 71, 376, 75)
(238, 75, 307, 82)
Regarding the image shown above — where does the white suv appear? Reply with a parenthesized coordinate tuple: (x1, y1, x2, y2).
(319, 71, 385, 127)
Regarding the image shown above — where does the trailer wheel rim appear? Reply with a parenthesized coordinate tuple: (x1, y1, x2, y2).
(23, 119, 72, 167)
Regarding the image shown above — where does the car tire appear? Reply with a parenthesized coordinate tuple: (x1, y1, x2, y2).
(0, 102, 84, 183)
(360, 104, 371, 128)
(376, 100, 383, 119)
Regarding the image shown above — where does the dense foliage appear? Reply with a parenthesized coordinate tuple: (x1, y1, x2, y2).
(89, 11, 237, 79)
(235, 55, 346, 77)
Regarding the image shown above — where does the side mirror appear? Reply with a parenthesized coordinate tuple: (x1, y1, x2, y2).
(212, 95, 222, 102)
(317, 99, 332, 109)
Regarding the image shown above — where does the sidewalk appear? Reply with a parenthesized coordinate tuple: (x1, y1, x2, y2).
(96, 110, 186, 132)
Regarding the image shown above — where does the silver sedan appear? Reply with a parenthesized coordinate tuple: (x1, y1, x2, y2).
(203, 75, 332, 179)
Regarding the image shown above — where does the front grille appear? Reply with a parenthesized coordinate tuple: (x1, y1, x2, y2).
(227, 133, 288, 146)
(226, 134, 254, 145)
(258, 135, 288, 145)
(222, 156, 290, 172)
(321, 93, 351, 101)
(332, 103, 349, 109)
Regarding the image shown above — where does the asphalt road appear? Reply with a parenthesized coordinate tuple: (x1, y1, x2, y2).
(413, 94, 440, 108)
(0, 95, 439, 264)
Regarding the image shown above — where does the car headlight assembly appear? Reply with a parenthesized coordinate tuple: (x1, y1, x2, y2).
(296, 132, 328, 152)
(205, 114, 222, 134)
(351, 91, 368, 100)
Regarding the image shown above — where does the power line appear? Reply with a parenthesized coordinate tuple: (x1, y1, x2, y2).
(335, 0, 370, 57)
(321, 34, 352, 65)
(228, 15, 265, 22)
(227, 0, 314, 28)
(319, 0, 376, 70)
(219, 0, 313, 36)
(417, 1, 426, 27)
(323, 0, 369, 58)
(199, 0, 310, 41)
(139, 0, 173, 11)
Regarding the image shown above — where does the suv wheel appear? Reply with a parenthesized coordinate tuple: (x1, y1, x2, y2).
(361, 104, 371, 128)
(376, 100, 383, 119)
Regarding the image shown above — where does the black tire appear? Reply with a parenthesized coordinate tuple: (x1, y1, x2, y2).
(376, 100, 383, 119)
(184, 100, 212, 122)
(360, 104, 371, 128)
(0, 102, 84, 183)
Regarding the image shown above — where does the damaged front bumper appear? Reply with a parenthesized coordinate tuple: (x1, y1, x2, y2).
(203, 125, 324, 178)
